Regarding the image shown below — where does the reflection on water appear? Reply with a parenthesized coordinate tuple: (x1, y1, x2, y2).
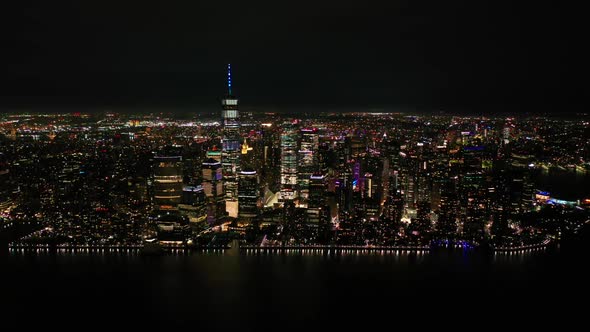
(492, 247, 548, 263)
(1, 243, 587, 329)
(4, 246, 553, 266)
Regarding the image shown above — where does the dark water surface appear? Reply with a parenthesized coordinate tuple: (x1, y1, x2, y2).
(2, 239, 588, 330)
(533, 168, 590, 200)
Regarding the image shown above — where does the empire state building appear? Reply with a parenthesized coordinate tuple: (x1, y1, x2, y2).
(221, 64, 241, 217)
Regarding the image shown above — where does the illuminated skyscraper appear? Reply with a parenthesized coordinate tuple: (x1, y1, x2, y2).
(307, 174, 328, 225)
(461, 145, 486, 240)
(362, 172, 380, 219)
(437, 181, 458, 237)
(221, 64, 241, 217)
(384, 179, 404, 223)
(153, 155, 183, 211)
(202, 158, 225, 224)
(261, 124, 281, 193)
(280, 120, 299, 202)
(178, 185, 207, 224)
(297, 128, 319, 200)
(238, 169, 259, 222)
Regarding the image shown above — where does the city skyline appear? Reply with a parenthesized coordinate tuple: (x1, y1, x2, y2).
(2, 64, 589, 251)
(2, 2, 588, 329)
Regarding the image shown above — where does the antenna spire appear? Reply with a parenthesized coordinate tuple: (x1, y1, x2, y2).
(227, 63, 232, 95)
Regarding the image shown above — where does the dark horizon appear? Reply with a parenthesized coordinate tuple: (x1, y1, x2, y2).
(3, 1, 585, 112)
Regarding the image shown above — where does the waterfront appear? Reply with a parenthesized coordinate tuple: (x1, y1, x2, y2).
(2, 230, 588, 329)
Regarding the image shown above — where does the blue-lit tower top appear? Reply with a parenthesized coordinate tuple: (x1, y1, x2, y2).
(227, 63, 232, 95)
(222, 63, 238, 107)
(221, 63, 239, 121)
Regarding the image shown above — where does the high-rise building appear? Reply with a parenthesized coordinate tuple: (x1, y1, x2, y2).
(238, 169, 259, 222)
(362, 172, 381, 219)
(307, 174, 328, 225)
(437, 181, 459, 238)
(202, 158, 225, 224)
(460, 145, 487, 240)
(298, 128, 319, 200)
(384, 178, 404, 223)
(416, 159, 430, 206)
(490, 165, 511, 239)
(261, 124, 281, 193)
(240, 137, 255, 169)
(510, 169, 534, 214)
(415, 201, 432, 234)
(153, 155, 183, 211)
(178, 185, 208, 224)
(221, 64, 241, 217)
(280, 120, 299, 202)
(401, 155, 417, 210)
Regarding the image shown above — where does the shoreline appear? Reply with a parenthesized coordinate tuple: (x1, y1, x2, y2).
(6, 240, 553, 255)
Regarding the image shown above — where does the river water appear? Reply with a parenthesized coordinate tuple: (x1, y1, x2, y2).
(533, 168, 590, 201)
(2, 234, 588, 330)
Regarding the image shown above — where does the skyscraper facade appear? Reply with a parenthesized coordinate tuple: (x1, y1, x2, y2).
(297, 128, 319, 201)
(307, 174, 328, 225)
(279, 120, 299, 202)
(238, 169, 259, 222)
(202, 158, 225, 224)
(153, 155, 183, 211)
(221, 64, 241, 217)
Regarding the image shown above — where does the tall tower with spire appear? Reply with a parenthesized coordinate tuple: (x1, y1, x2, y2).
(221, 64, 241, 217)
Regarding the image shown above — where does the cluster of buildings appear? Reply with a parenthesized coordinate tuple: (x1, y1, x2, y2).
(2, 67, 590, 248)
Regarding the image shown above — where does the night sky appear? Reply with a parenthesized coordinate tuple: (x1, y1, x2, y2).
(2, 1, 585, 112)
